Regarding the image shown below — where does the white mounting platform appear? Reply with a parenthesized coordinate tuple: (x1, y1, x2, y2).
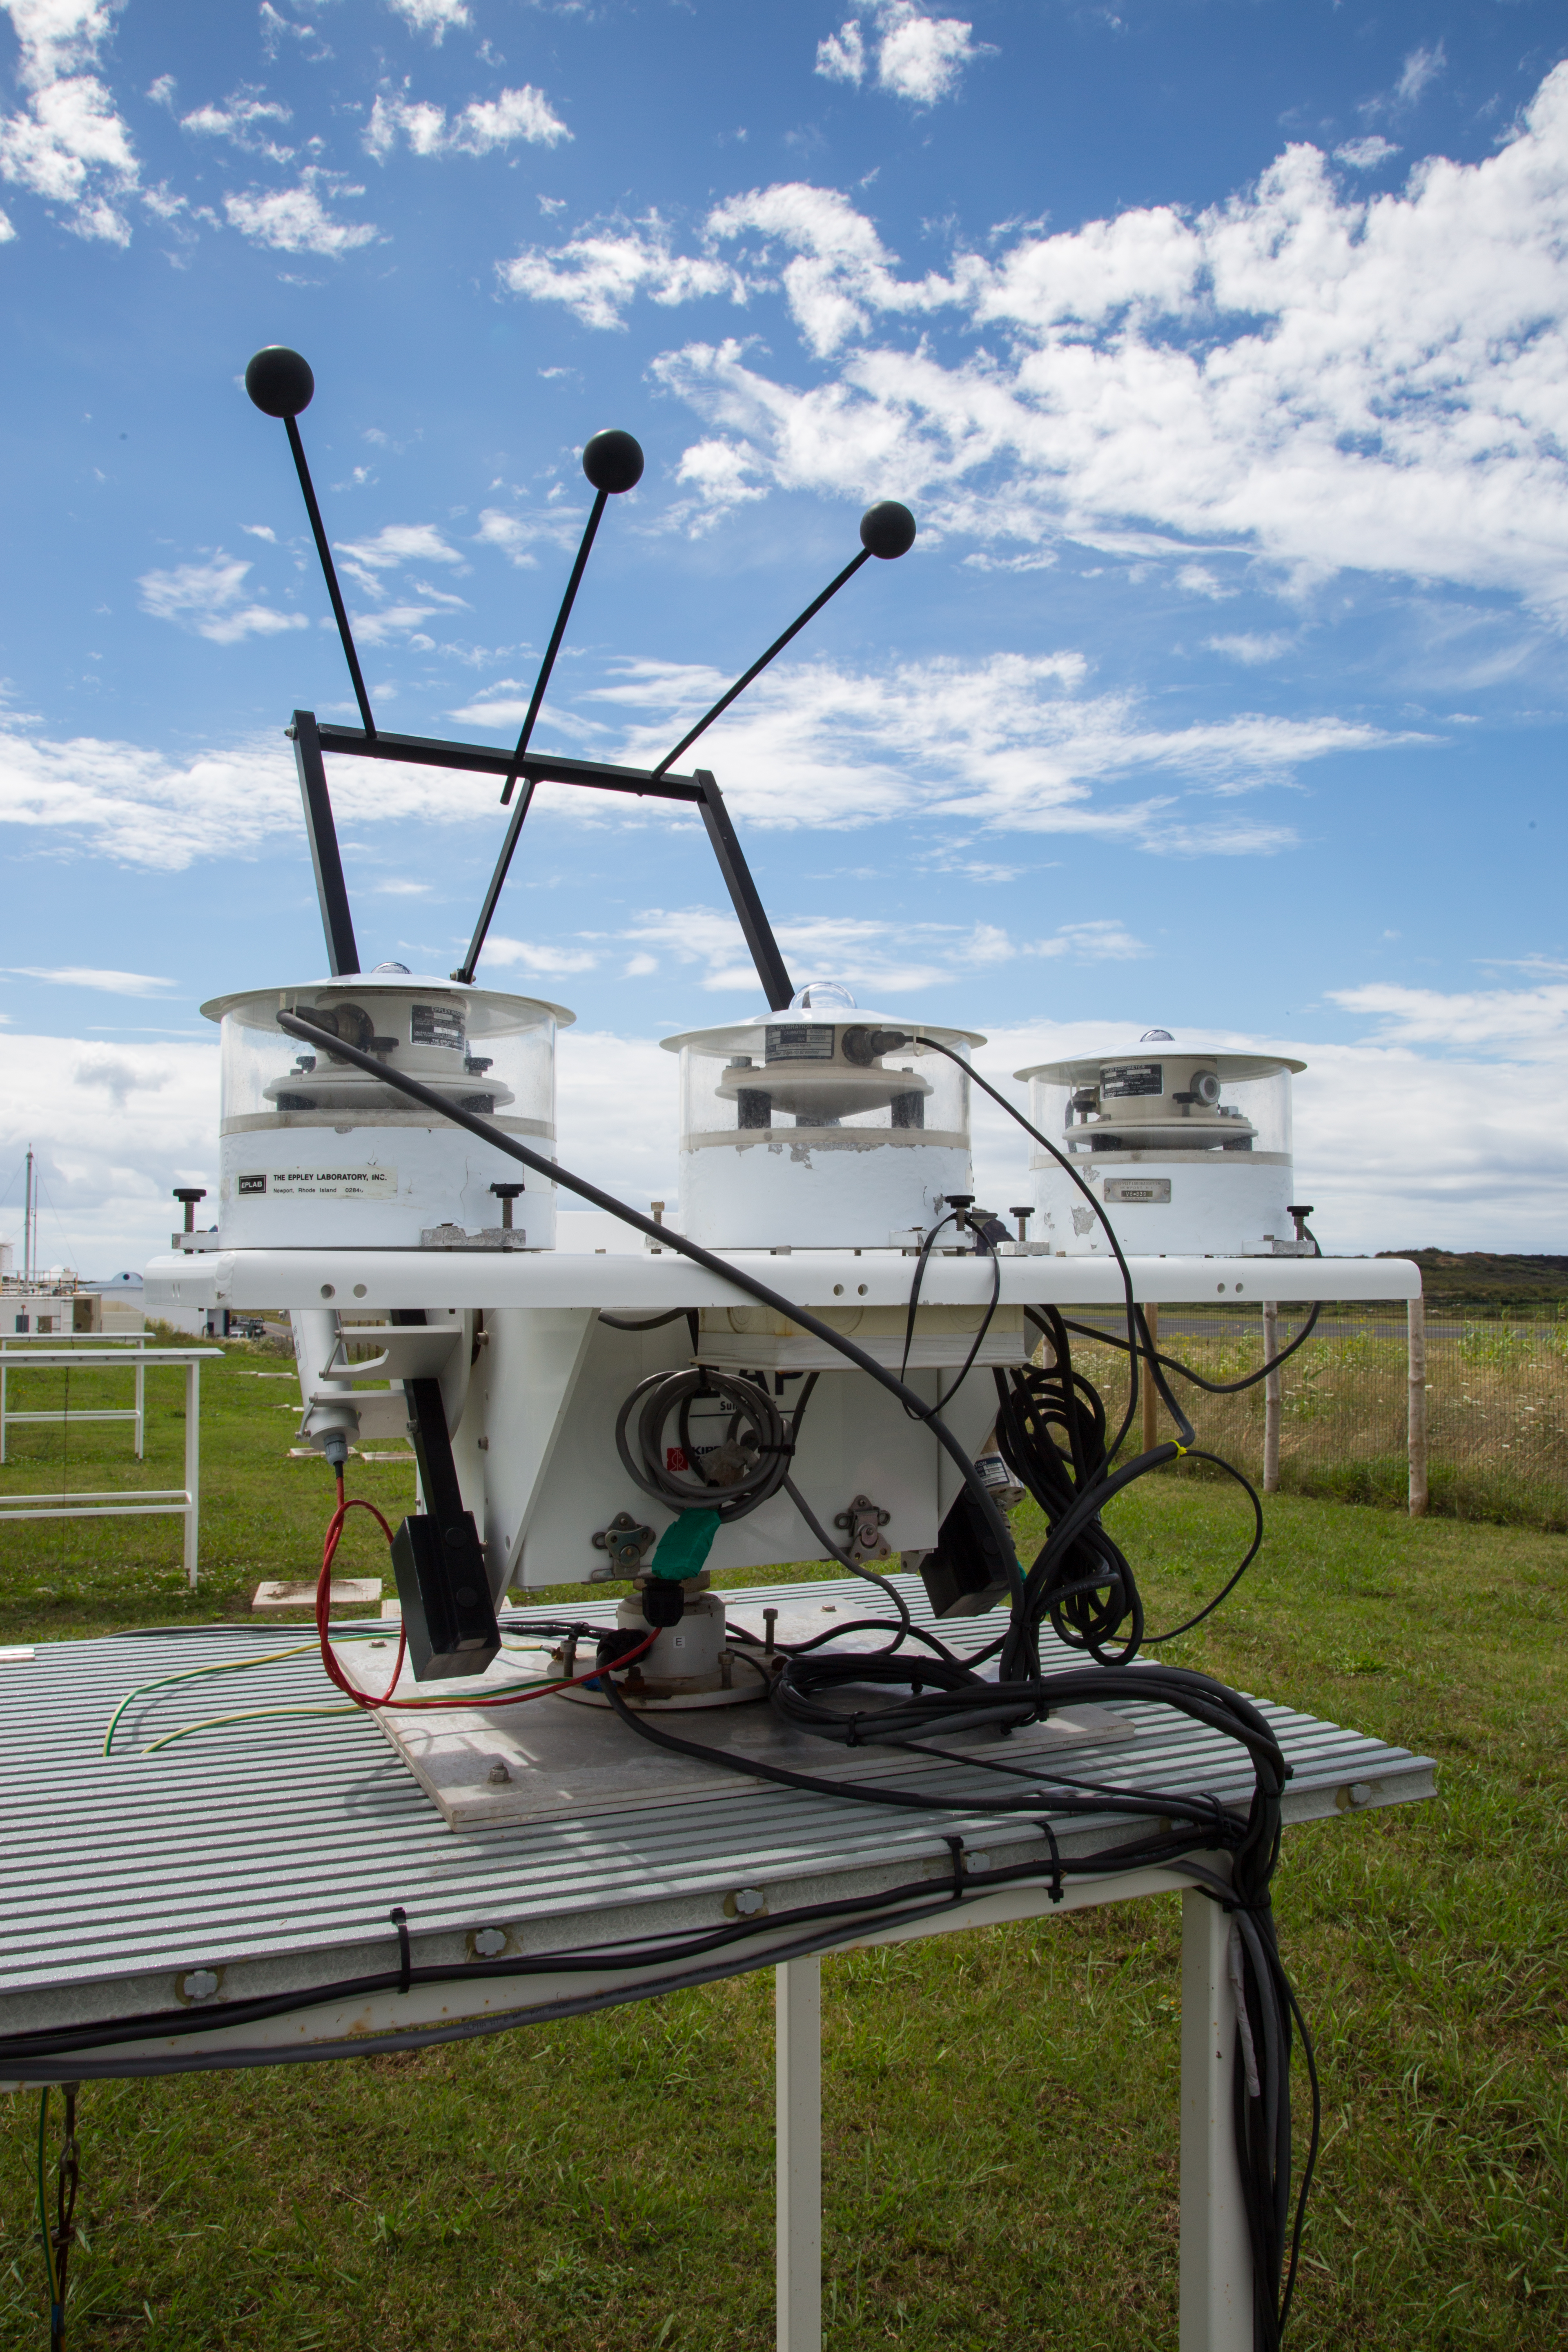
(145, 1246, 1420, 1317)
(356, 1599, 1131, 1833)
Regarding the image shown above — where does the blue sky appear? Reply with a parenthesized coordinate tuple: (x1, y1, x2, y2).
(1, 0, 1565, 1271)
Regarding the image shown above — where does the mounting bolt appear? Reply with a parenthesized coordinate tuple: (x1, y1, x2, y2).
(763, 1606, 778, 1657)
(1347, 1782, 1374, 1809)
(172, 1185, 207, 1234)
(181, 1968, 220, 2003)
(473, 1927, 507, 1958)
(732, 1887, 765, 1917)
(486, 1760, 512, 1786)
(1010, 1205, 1033, 1246)
(490, 1181, 525, 1230)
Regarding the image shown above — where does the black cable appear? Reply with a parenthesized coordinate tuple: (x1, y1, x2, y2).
(596, 1308, 690, 1332)
(0, 1835, 1235, 2071)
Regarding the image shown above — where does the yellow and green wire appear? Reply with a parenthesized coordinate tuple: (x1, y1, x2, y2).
(104, 1636, 563, 1755)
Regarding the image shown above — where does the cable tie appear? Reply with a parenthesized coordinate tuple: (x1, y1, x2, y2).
(390, 1906, 411, 1996)
(1036, 1819, 1065, 1904)
(941, 1835, 965, 1901)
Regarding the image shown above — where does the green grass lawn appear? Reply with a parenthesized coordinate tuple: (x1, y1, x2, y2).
(1, 1341, 1564, 2349)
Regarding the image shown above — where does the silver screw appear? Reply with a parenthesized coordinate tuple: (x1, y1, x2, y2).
(733, 1887, 766, 1917)
(181, 1968, 219, 2003)
(473, 1927, 507, 1958)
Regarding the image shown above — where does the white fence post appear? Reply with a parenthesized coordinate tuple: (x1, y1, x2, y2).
(1262, 1301, 1281, 1494)
(1408, 1294, 1428, 1517)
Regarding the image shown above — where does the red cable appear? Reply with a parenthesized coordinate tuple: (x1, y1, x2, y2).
(314, 1472, 657, 1712)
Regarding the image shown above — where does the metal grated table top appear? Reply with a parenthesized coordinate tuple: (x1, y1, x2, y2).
(0, 1575, 1434, 2066)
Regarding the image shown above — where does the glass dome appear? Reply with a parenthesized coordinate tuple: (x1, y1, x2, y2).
(202, 973, 573, 1249)
(1014, 1036, 1305, 1258)
(663, 1009, 985, 1250)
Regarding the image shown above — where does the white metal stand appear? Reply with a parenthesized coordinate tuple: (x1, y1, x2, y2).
(772, 1888, 1253, 2352)
(1180, 1886, 1251, 2352)
(0, 1349, 216, 1586)
(776, 1957, 822, 2352)
(0, 1334, 151, 1465)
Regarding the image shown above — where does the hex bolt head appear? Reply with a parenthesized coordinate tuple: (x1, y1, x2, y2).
(473, 1927, 507, 1958)
(182, 1968, 219, 2003)
(733, 1886, 766, 1917)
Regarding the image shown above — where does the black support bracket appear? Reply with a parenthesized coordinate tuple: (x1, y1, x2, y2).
(390, 1312, 500, 1681)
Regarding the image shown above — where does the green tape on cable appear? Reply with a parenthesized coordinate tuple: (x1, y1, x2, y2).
(650, 1509, 722, 1579)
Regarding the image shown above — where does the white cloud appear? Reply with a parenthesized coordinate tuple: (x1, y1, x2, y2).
(592, 648, 1403, 843)
(5, 965, 175, 996)
(224, 170, 376, 256)
(1327, 979, 1568, 1056)
(260, 4, 331, 62)
(136, 553, 312, 646)
(499, 212, 746, 331)
(1395, 43, 1445, 107)
(0, 204, 13, 240)
(0, 1030, 220, 1275)
(1334, 136, 1399, 170)
(815, 5, 990, 107)
(4, 2, 116, 82)
(815, 18, 865, 85)
(180, 91, 293, 161)
(334, 521, 466, 596)
(610, 906, 1139, 998)
(483, 936, 601, 976)
(0, 718, 515, 871)
(0, 0, 140, 243)
(1206, 632, 1292, 665)
(387, 0, 470, 39)
(473, 506, 584, 567)
(365, 85, 568, 161)
(507, 66, 1568, 621)
(0, 641, 1407, 880)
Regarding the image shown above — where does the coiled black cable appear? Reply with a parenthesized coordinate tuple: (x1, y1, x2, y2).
(614, 1366, 793, 1523)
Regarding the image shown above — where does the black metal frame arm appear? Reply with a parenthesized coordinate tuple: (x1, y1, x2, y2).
(249, 348, 912, 1013)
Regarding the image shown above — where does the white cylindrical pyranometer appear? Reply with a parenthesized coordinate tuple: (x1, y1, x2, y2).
(1016, 1031, 1305, 1257)
(203, 970, 573, 1249)
(664, 998, 982, 1250)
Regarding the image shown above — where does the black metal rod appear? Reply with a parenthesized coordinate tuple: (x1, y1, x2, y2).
(694, 770, 793, 1010)
(499, 488, 608, 806)
(312, 724, 704, 800)
(291, 710, 359, 974)
(452, 775, 535, 984)
(284, 414, 376, 740)
(651, 547, 870, 780)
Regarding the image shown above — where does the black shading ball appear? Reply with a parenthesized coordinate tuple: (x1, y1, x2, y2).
(860, 499, 917, 559)
(582, 428, 645, 495)
(245, 346, 315, 419)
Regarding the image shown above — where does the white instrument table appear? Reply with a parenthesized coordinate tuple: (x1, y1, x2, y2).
(0, 1574, 1434, 2351)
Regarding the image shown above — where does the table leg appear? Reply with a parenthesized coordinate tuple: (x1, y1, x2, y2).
(1180, 1887, 1251, 2352)
(183, 1363, 200, 1588)
(776, 1956, 822, 2352)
